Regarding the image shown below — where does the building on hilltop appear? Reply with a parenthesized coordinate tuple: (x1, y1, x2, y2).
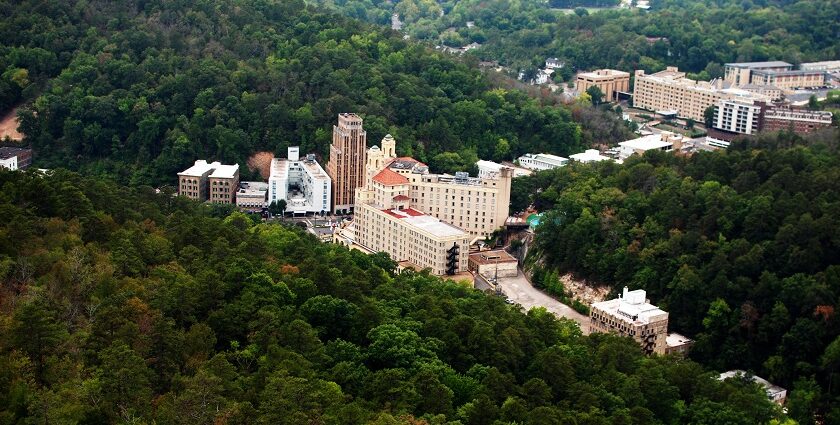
(576, 69, 630, 102)
(517, 153, 568, 171)
(268, 147, 331, 215)
(618, 131, 684, 160)
(632, 66, 769, 122)
(326, 113, 367, 214)
(0, 147, 32, 171)
(719, 370, 787, 405)
(236, 181, 268, 212)
(589, 287, 670, 355)
(178, 160, 239, 203)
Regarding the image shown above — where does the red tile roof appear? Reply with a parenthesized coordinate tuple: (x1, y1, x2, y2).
(393, 194, 410, 201)
(382, 207, 425, 218)
(373, 168, 409, 185)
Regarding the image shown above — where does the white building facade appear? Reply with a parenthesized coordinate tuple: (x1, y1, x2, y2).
(268, 147, 331, 214)
(517, 153, 568, 171)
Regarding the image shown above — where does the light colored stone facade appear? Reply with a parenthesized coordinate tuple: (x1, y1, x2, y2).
(590, 287, 669, 355)
(576, 69, 630, 101)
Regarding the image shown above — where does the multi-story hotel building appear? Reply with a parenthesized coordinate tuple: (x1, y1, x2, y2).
(576, 69, 630, 102)
(351, 135, 513, 274)
(362, 136, 512, 240)
(268, 147, 331, 214)
(326, 113, 367, 214)
(354, 167, 470, 276)
(724, 61, 825, 90)
(178, 160, 239, 203)
(633, 67, 767, 121)
(589, 287, 669, 355)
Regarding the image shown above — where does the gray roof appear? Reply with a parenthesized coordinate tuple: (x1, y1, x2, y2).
(0, 147, 30, 160)
(725, 61, 792, 69)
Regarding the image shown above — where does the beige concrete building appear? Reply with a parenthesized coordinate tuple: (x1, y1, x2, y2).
(354, 167, 470, 276)
(468, 250, 518, 278)
(589, 287, 669, 355)
(633, 67, 767, 121)
(365, 136, 512, 240)
(725, 61, 825, 90)
(178, 160, 239, 203)
(209, 164, 239, 204)
(326, 113, 367, 214)
(236, 181, 268, 212)
(618, 131, 685, 160)
(576, 69, 630, 101)
(724, 61, 793, 86)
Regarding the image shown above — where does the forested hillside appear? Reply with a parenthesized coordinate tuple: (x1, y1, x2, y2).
(315, 0, 840, 79)
(521, 131, 840, 423)
(1, 0, 599, 185)
(0, 168, 787, 424)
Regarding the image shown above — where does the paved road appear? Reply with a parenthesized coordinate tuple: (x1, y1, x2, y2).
(498, 269, 590, 335)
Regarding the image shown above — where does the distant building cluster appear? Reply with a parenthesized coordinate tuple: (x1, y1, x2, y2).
(633, 66, 769, 122)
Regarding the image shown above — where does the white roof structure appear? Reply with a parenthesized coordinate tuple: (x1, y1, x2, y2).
(209, 164, 239, 178)
(591, 287, 668, 325)
(387, 208, 468, 238)
(179, 160, 220, 177)
(238, 181, 268, 194)
(666, 333, 692, 348)
(570, 149, 611, 163)
(619, 134, 675, 152)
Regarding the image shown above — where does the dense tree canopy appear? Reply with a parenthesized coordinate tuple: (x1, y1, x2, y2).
(314, 0, 840, 79)
(523, 131, 840, 422)
(1, 0, 594, 185)
(0, 168, 787, 423)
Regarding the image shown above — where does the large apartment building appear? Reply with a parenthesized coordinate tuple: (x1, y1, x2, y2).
(633, 67, 767, 121)
(354, 167, 470, 276)
(268, 147, 331, 214)
(178, 160, 239, 203)
(576, 69, 630, 101)
(724, 61, 825, 90)
(326, 113, 367, 214)
(365, 137, 512, 240)
(589, 287, 669, 355)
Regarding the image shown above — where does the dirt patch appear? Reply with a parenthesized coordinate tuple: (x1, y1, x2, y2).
(248, 151, 274, 180)
(0, 108, 23, 141)
(560, 273, 610, 306)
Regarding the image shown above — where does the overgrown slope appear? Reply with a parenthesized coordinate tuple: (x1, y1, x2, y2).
(0, 169, 785, 424)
